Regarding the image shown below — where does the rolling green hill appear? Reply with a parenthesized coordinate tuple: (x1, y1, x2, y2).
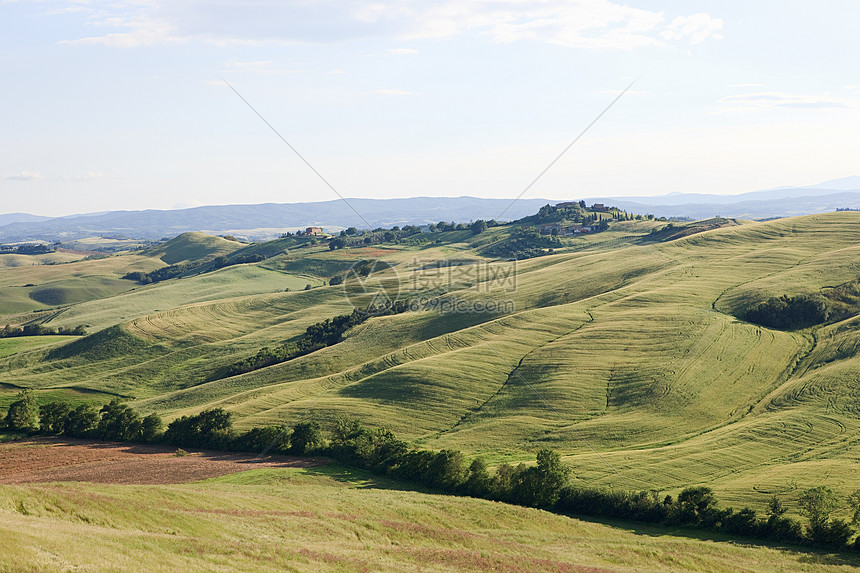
(2, 213, 860, 519)
(141, 232, 243, 265)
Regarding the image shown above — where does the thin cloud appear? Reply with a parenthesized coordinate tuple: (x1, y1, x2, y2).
(63, 171, 110, 181)
(661, 13, 723, 45)
(3, 171, 43, 181)
(4, 171, 110, 182)
(716, 92, 855, 112)
(61, 15, 183, 48)
(49, 1, 723, 51)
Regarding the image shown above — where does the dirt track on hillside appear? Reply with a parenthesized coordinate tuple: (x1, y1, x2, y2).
(0, 437, 320, 485)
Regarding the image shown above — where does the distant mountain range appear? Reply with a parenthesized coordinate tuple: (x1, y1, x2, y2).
(581, 176, 860, 219)
(2, 177, 858, 243)
(0, 213, 51, 227)
(0, 198, 552, 243)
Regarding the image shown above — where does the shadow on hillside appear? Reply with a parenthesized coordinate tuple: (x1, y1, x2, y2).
(42, 436, 319, 467)
(570, 514, 860, 566)
(302, 464, 432, 493)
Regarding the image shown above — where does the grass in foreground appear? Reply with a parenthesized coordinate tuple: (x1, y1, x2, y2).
(2, 464, 859, 572)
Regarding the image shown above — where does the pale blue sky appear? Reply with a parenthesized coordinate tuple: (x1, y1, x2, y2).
(1, 0, 858, 216)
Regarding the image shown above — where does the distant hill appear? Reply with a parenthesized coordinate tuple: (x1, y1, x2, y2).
(0, 197, 552, 243)
(583, 177, 860, 219)
(1, 177, 859, 242)
(142, 232, 243, 265)
(588, 191, 860, 220)
(0, 213, 51, 227)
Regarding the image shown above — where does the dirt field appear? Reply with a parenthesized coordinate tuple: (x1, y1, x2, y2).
(0, 437, 320, 485)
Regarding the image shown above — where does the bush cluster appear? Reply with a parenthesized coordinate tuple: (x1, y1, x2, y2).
(484, 227, 561, 260)
(745, 294, 830, 330)
(1, 324, 86, 338)
(124, 264, 191, 284)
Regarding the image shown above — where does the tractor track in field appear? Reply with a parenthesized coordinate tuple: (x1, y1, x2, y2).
(439, 310, 597, 437)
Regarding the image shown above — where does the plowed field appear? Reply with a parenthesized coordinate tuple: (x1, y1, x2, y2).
(0, 437, 319, 484)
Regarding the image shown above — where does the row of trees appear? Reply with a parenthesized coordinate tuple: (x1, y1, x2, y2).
(223, 301, 409, 378)
(327, 219, 501, 250)
(123, 263, 193, 284)
(5, 394, 860, 551)
(0, 244, 55, 255)
(123, 252, 272, 284)
(1, 324, 86, 339)
(484, 227, 562, 260)
(328, 226, 425, 250)
(4, 391, 162, 443)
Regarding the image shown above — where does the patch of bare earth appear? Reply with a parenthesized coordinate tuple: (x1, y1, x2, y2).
(0, 437, 320, 485)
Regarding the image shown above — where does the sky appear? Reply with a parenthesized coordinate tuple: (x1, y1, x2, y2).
(1, 0, 859, 217)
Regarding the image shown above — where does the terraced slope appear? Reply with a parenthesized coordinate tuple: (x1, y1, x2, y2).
(2, 214, 860, 512)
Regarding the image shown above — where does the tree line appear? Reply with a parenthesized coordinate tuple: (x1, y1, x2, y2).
(4, 392, 860, 552)
(1, 324, 86, 339)
(484, 227, 562, 260)
(122, 254, 269, 285)
(222, 301, 409, 378)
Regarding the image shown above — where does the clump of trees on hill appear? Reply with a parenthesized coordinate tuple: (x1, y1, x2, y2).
(327, 225, 425, 250)
(123, 253, 269, 284)
(745, 294, 830, 330)
(1, 324, 86, 338)
(123, 264, 192, 284)
(3, 393, 860, 551)
(0, 244, 56, 255)
(484, 227, 561, 260)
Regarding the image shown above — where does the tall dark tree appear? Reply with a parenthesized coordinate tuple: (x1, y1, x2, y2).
(4, 390, 40, 432)
(470, 220, 488, 235)
(39, 402, 72, 434)
(65, 404, 100, 437)
(97, 399, 142, 441)
(288, 421, 323, 455)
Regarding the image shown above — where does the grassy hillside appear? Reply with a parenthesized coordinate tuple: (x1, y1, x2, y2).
(141, 232, 243, 264)
(2, 464, 858, 572)
(2, 215, 860, 516)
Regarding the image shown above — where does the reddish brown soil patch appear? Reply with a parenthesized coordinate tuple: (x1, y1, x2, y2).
(0, 437, 321, 485)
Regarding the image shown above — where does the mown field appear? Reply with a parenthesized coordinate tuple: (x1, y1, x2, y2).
(2, 213, 860, 524)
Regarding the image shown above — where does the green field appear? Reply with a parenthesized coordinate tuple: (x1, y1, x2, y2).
(2, 464, 858, 572)
(2, 213, 860, 535)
